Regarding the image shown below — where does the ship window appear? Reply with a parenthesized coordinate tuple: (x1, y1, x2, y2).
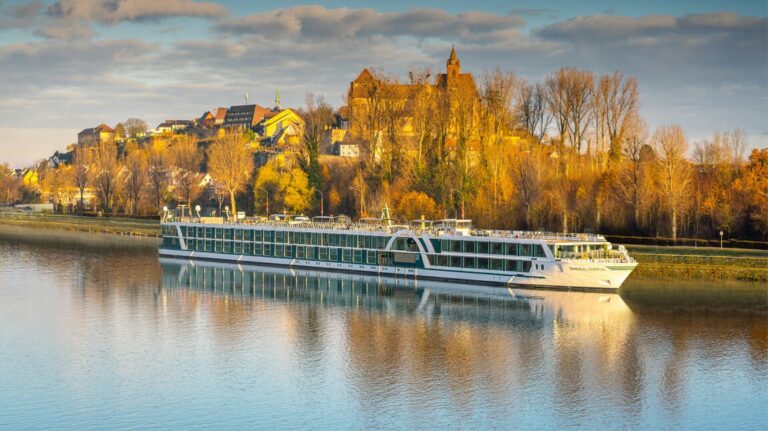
(330, 248, 339, 261)
(378, 237, 387, 249)
(504, 259, 518, 272)
(342, 249, 352, 262)
(364, 236, 372, 249)
(437, 255, 448, 267)
(243, 243, 252, 255)
(296, 246, 305, 259)
(520, 243, 532, 256)
(275, 244, 283, 257)
(329, 234, 338, 246)
(275, 231, 285, 243)
(254, 243, 262, 255)
(492, 242, 503, 255)
(264, 244, 272, 256)
(215, 228, 223, 239)
(463, 257, 476, 269)
(522, 261, 532, 272)
(284, 245, 293, 258)
(353, 250, 363, 263)
(491, 259, 503, 271)
(264, 231, 273, 242)
(197, 227, 204, 238)
(466, 241, 476, 253)
(367, 250, 377, 264)
(319, 248, 328, 261)
(477, 257, 489, 270)
(478, 242, 489, 254)
(534, 244, 547, 257)
(205, 240, 213, 252)
(254, 230, 262, 242)
(215, 241, 223, 252)
(307, 247, 316, 260)
(224, 229, 233, 240)
(450, 255, 462, 267)
(441, 240, 449, 252)
(311, 233, 319, 245)
(233, 242, 242, 254)
(234, 229, 243, 241)
(506, 243, 518, 256)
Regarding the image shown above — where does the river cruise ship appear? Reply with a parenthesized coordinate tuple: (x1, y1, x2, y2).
(159, 210, 637, 291)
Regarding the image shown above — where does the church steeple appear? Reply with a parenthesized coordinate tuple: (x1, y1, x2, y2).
(447, 45, 460, 78)
(274, 86, 281, 110)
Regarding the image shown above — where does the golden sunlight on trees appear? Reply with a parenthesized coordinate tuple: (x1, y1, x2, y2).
(123, 146, 148, 215)
(207, 132, 254, 218)
(395, 191, 439, 221)
(653, 124, 692, 241)
(92, 139, 120, 213)
(255, 157, 312, 215)
(170, 135, 203, 208)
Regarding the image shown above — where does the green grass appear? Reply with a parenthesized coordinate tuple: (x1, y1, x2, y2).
(626, 244, 768, 258)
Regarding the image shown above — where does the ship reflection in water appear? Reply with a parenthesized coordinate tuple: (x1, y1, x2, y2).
(0, 228, 765, 431)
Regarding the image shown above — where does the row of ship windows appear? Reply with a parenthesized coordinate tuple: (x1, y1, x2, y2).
(161, 226, 548, 257)
(165, 238, 535, 272)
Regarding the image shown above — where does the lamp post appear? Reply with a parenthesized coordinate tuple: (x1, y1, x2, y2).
(451, 188, 465, 219)
(314, 189, 324, 217)
(720, 230, 724, 250)
(256, 187, 270, 217)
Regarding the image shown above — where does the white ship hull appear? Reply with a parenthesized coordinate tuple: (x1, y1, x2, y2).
(158, 248, 637, 291)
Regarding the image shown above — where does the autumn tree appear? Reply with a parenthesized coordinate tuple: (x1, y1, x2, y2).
(207, 132, 254, 219)
(91, 139, 120, 213)
(0, 163, 21, 205)
(395, 191, 439, 221)
(653, 124, 692, 240)
(123, 148, 148, 215)
(72, 145, 90, 210)
(299, 94, 333, 192)
(170, 135, 203, 207)
(254, 157, 313, 215)
(147, 139, 169, 213)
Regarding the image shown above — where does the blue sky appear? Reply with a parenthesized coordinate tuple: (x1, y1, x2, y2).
(0, 0, 766, 166)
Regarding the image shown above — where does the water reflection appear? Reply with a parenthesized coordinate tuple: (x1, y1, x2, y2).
(0, 229, 765, 430)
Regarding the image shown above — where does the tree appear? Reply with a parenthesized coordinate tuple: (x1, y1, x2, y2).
(207, 132, 254, 219)
(599, 72, 639, 161)
(114, 123, 126, 140)
(516, 80, 550, 144)
(170, 136, 203, 207)
(254, 157, 313, 214)
(546, 68, 594, 153)
(395, 191, 439, 221)
(147, 139, 169, 213)
(124, 118, 148, 138)
(299, 94, 333, 192)
(0, 163, 21, 205)
(123, 148, 148, 215)
(91, 139, 120, 213)
(653, 124, 692, 240)
(72, 145, 90, 211)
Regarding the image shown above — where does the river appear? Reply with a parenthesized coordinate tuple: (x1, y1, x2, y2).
(0, 227, 765, 430)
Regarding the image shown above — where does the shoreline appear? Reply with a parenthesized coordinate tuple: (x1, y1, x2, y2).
(1, 214, 765, 283)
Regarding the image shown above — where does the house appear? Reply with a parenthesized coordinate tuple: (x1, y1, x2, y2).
(255, 108, 304, 147)
(156, 120, 193, 134)
(77, 123, 115, 147)
(334, 142, 360, 158)
(20, 168, 38, 187)
(197, 111, 215, 129)
(223, 104, 271, 129)
(213, 107, 228, 126)
(49, 150, 74, 168)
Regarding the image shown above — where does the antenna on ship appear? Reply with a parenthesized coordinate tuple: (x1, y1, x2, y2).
(381, 204, 392, 226)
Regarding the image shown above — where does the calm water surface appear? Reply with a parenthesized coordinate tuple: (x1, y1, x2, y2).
(0, 227, 766, 430)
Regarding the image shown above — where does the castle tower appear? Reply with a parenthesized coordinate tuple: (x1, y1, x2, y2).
(447, 45, 461, 79)
(274, 87, 281, 110)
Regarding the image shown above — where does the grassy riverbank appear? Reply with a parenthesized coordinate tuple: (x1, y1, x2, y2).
(626, 244, 768, 283)
(0, 212, 160, 237)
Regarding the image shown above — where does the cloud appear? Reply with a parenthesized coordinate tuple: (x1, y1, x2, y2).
(213, 6, 525, 41)
(0, 1, 44, 30)
(46, 0, 228, 24)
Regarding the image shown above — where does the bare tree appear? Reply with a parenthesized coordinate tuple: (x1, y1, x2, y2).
(479, 69, 516, 209)
(516, 80, 550, 144)
(619, 118, 649, 229)
(207, 132, 254, 219)
(653, 124, 692, 240)
(124, 118, 148, 138)
(598, 72, 639, 161)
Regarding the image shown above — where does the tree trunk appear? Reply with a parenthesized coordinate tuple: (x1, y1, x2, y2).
(562, 210, 568, 234)
(229, 190, 237, 222)
(671, 208, 677, 241)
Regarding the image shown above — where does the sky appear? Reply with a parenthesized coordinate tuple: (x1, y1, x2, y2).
(0, 0, 766, 167)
